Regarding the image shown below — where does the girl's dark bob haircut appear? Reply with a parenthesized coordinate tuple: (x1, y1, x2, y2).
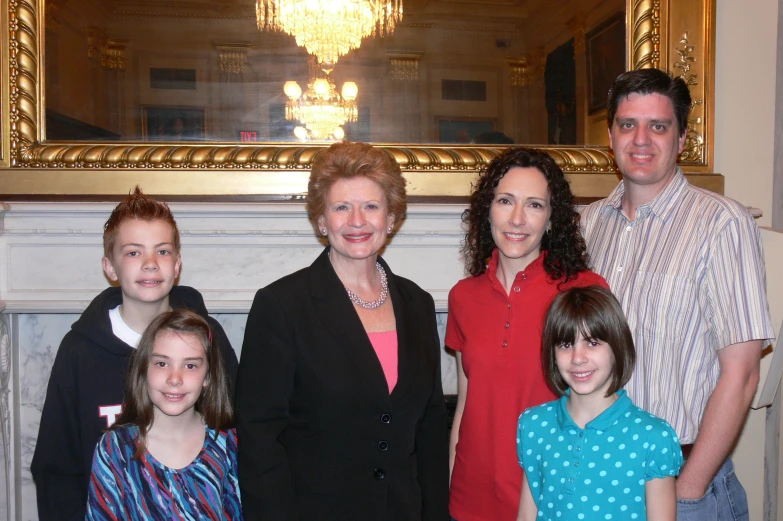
(542, 285, 636, 397)
(112, 309, 234, 458)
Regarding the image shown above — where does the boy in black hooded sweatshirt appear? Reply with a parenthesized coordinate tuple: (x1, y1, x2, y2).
(30, 187, 239, 521)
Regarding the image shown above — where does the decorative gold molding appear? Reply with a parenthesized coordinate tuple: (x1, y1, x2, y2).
(15, 143, 618, 172)
(507, 56, 532, 87)
(3, 0, 716, 195)
(9, 0, 39, 162)
(215, 42, 250, 75)
(628, 0, 661, 69)
(101, 39, 129, 70)
(388, 51, 422, 82)
(673, 32, 705, 163)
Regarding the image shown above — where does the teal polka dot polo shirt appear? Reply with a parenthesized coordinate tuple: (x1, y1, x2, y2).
(517, 390, 683, 521)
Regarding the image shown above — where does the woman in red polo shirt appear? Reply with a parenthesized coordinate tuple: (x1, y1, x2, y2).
(446, 148, 608, 521)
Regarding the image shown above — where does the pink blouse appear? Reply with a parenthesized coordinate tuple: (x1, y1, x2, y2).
(367, 331, 398, 393)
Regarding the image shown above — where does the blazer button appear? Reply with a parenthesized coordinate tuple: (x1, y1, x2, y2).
(374, 468, 386, 480)
(377, 440, 389, 451)
(380, 413, 392, 424)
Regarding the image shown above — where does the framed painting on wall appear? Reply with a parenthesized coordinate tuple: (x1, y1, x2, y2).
(586, 13, 626, 114)
(142, 106, 205, 141)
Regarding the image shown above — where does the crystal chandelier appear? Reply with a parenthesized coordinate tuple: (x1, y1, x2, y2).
(284, 76, 358, 141)
(257, 0, 403, 67)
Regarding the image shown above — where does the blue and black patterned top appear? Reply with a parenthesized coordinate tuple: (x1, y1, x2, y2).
(86, 424, 243, 520)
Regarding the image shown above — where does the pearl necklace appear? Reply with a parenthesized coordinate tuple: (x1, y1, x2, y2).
(345, 262, 388, 310)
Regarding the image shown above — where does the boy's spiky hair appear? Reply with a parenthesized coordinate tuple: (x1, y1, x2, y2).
(103, 186, 180, 257)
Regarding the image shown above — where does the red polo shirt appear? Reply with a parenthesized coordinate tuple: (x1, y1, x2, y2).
(446, 250, 608, 521)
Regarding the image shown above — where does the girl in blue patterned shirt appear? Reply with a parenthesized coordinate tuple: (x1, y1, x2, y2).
(86, 309, 242, 520)
(516, 286, 682, 521)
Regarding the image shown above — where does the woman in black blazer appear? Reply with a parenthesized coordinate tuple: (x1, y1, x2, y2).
(236, 141, 450, 521)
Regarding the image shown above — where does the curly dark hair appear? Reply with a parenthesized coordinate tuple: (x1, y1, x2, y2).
(461, 147, 589, 282)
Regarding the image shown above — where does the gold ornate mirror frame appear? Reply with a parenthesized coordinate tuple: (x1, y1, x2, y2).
(0, 0, 718, 198)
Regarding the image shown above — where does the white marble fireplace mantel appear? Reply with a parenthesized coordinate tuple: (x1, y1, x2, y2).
(0, 200, 469, 521)
(0, 201, 469, 313)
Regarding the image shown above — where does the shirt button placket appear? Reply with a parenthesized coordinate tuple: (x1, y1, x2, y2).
(616, 220, 635, 275)
(502, 295, 513, 349)
(564, 432, 581, 494)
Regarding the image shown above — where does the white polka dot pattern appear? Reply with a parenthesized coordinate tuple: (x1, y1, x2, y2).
(517, 391, 682, 521)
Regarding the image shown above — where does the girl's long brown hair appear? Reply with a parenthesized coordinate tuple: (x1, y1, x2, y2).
(112, 309, 234, 458)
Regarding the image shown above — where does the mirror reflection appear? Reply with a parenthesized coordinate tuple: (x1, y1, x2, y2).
(44, 0, 624, 145)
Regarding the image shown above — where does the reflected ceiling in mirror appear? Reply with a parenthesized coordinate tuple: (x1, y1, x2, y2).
(44, 0, 624, 146)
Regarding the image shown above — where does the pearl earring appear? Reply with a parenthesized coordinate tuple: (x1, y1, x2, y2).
(321, 229, 327, 236)
(387, 226, 393, 234)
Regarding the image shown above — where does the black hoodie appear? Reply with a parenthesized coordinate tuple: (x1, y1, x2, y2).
(30, 285, 239, 521)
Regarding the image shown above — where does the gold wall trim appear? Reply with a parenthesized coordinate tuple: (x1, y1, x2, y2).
(628, 0, 662, 70)
(15, 144, 617, 173)
(2, 0, 717, 196)
(9, 0, 39, 163)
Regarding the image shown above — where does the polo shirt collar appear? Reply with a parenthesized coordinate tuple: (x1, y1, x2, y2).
(487, 248, 548, 288)
(600, 168, 688, 223)
(556, 389, 633, 432)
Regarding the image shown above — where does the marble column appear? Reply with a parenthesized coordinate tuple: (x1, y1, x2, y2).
(506, 56, 533, 144)
(385, 51, 424, 142)
(101, 39, 129, 137)
(569, 17, 588, 145)
(215, 43, 252, 140)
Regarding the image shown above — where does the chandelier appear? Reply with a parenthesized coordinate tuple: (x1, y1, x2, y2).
(257, 0, 403, 67)
(284, 77, 358, 141)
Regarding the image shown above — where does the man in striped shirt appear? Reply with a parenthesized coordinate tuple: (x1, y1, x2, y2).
(581, 68, 774, 520)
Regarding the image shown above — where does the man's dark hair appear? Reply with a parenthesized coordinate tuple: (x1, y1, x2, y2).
(607, 68, 692, 137)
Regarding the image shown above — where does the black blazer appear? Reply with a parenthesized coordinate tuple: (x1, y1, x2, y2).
(236, 248, 450, 521)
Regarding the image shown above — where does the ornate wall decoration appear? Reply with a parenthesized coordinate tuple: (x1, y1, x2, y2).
(388, 51, 422, 82)
(216, 43, 250, 75)
(100, 39, 128, 70)
(507, 57, 532, 87)
(629, 0, 661, 69)
(673, 32, 704, 163)
(9, 0, 39, 162)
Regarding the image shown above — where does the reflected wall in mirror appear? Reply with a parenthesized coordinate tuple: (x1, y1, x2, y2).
(44, 0, 624, 146)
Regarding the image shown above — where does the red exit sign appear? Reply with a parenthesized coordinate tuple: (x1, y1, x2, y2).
(240, 131, 258, 142)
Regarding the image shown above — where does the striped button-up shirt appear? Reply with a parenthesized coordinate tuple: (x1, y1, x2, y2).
(581, 169, 774, 443)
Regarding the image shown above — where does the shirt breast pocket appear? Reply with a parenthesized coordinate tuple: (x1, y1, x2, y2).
(629, 271, 697, 341)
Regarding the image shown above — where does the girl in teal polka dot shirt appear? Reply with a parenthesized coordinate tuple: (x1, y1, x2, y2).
(516, 286, 682, 521)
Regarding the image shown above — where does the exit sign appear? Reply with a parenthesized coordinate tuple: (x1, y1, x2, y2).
(239, 131, 258, 142)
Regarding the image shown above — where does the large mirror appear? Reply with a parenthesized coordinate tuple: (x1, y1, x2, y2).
(44, 0, 626, 146)
(4, 0, 716, 197)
